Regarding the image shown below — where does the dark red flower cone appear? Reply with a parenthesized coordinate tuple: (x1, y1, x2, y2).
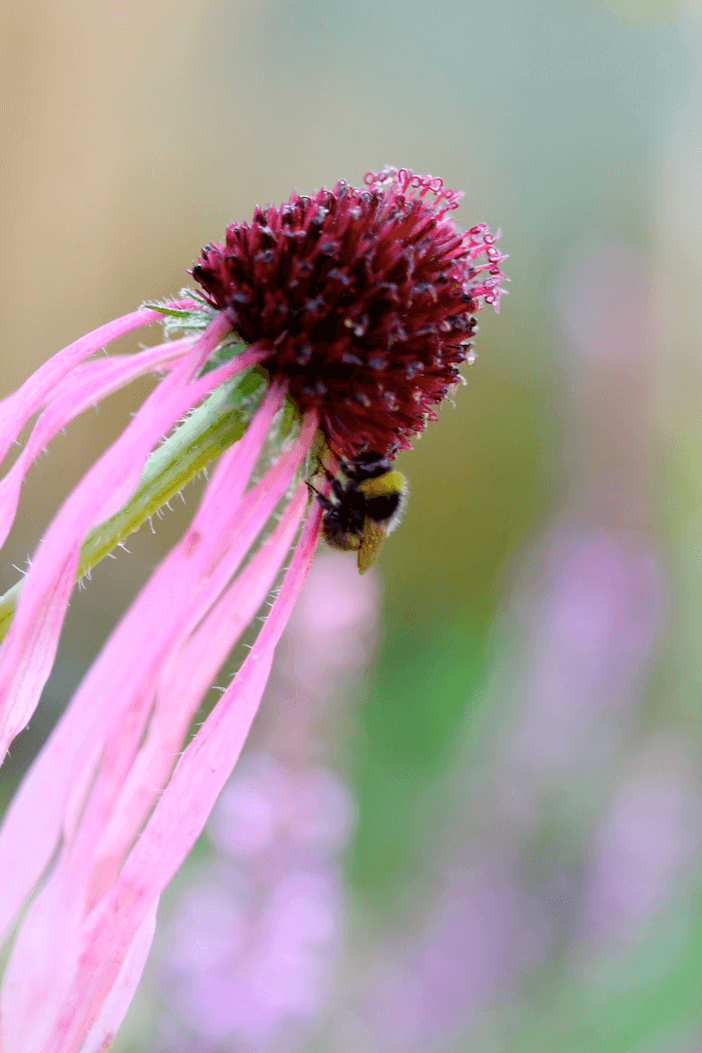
(192, 167, 507, 461)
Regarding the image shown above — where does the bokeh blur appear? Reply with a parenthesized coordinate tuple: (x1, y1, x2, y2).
(2, 0, 702, 1050)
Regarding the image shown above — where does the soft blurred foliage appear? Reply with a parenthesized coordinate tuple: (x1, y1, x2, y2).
(2, 0, 702, 1050)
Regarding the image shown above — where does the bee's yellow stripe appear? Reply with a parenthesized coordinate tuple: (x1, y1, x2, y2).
(357, 471, 405, 498)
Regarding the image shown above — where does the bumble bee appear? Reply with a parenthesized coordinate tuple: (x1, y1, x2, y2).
(310, 452, 408, 573)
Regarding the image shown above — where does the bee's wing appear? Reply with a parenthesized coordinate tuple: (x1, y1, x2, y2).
(357, 518, 387, 574)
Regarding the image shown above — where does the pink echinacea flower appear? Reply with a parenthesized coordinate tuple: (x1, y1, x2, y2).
(0, 167, 506, 1052)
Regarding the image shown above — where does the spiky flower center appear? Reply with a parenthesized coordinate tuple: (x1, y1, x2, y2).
(192, 167, 506, 460)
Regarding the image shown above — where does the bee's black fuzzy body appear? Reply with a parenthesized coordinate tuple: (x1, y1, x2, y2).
(311, 452, 408, 573)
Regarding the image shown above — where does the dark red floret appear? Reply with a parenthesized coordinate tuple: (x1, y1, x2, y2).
(191, 167, 507, 460)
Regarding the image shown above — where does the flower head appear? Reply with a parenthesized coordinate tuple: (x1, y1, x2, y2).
(192, 167, 506, 459)
(0, 168, 506, 1052)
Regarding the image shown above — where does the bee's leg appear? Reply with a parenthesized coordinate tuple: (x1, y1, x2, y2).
(306, 480, 336, 513)
(311, 466, 347, 501)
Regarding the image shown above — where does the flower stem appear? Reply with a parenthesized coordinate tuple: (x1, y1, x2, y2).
(0, 378, 264, 645)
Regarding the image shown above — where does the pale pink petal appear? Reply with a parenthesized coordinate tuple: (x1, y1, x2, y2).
(0, 382, 310, 1049)
(12, 474, 309, 1048)
(0, 377, 285, 946)
(0, 877, 158, 1053)
(0, 304, 194, 468)
(45, 337, 191, 405)
(164, 419, 314, 650)
(78, 902, 158, 1053)
(61, 382, 292, 845)
(0, 337, 194, 550)
(66, 427, 311, 915)
(0, 313, 239, 755)
(89, 479, 310, 905)
(0, 842, 88, 1053)
(181, 371, 296, 548)
(37, 504, 322, 1053)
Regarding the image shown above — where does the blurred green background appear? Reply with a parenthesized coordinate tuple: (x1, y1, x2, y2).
(2, 0, 702, 1050)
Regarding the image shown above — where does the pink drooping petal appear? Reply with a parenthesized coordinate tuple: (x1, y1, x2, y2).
(0, 302, 195, 469)
(89, 477, 311, 907)
(38, 502, 322, 1053)
(0, 360, 274, 948)
(0, 829, 89, 1053)
(0, 314, 241, 756)
(78, 902, 158, 1053)
(0, 391, 313, 1050)
(1, 481, 314, 1051)
(61, 382, 293, 846)
(0, 869, 158, 1053)
(64, 421, 314, 915)
(3, 477, 309, 1052)
(0, 337, 195, 550)
(47, 336, 193, 403)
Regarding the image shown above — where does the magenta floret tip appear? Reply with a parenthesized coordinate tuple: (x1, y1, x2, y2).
(191, 167, 507, 461)
(364, 165, 464, 211)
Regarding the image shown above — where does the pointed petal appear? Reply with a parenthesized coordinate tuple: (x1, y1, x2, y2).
(0, 316, 238, 757)
(0, 378, 285, 947)
(66, 427, 309, 915)
(36, 500, 322, 1053)
(0, 844, 88, 1053)
(89, 478, 309, 904)
(78, 902, 158, 1053)
(0, 338, 194, 550)
(0, 306, 193, 469)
